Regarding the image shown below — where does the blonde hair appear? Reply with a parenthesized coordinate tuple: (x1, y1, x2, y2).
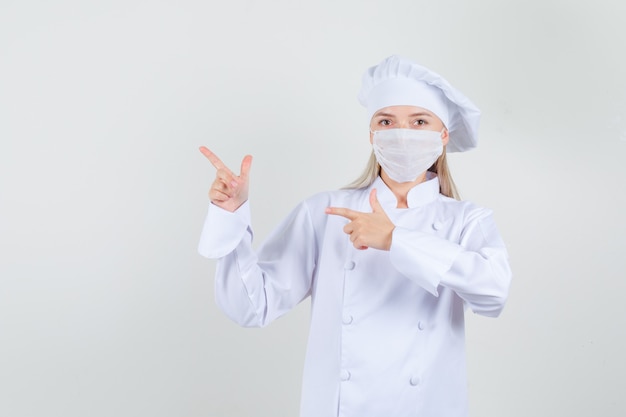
(344, 148, 460, 200)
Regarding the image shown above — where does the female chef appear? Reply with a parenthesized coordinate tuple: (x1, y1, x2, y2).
(198, 55, 512, 417)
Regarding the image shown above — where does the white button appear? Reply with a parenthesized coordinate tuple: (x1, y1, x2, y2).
(340, 370, 351, 381)
(410, 376, 421, 386)
(432, 221, 442, 230)
(344, 261, 356, 270)
(342, 315, 353, 325)
(417, 321, 425, 331)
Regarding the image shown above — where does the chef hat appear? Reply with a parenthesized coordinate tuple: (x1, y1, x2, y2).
(358, 55, 481, 152)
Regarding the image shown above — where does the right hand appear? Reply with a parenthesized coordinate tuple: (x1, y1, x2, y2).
(199, 146, 252, 212)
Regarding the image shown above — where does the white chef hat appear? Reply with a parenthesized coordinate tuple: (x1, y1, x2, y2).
(358, 55, 481, 152)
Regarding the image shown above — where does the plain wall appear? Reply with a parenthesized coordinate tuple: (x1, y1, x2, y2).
(1, 0, 625, 416)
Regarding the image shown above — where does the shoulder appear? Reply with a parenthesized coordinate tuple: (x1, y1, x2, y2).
(437, 194, 494, 223)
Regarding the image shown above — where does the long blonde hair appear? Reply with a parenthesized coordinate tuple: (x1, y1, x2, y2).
(344, 148, 460, 200)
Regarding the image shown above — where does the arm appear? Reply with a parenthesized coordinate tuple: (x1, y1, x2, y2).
(326, 190, 511, 317)
(197, 147, 317, 327)
(390, 207, 511, 317)
(199, 200, 317, 327)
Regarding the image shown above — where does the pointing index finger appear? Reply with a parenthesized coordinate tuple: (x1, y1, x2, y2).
(199, 146, 230, 173)
(325, 206, 359, 220)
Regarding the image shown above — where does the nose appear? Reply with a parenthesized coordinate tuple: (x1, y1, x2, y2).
(397, 120, 410, 129)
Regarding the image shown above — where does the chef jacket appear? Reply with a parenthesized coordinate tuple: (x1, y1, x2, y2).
(198, 174, 512, 417)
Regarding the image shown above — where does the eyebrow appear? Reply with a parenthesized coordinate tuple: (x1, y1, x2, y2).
(373, 112, 434, 118)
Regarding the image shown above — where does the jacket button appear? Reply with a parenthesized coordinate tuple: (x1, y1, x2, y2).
(340, 370, 351, 381)
(344, 261, 356, 270)
(417, 321, 425, 331)
(409, 376, 421, 386)
(342, 315, 353, 325)
(432, 221, 442, 231)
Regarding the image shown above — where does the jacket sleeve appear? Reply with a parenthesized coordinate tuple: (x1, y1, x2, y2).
(389, 207, 511, 317)
(198, 201, 317, 327)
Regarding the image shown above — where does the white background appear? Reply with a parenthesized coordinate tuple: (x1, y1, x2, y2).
(1, 0, 625, 416)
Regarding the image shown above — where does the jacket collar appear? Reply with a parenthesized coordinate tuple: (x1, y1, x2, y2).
(370, 173, 440, 209)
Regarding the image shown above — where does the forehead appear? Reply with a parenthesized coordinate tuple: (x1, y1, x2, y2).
(371, 105, 437, 118)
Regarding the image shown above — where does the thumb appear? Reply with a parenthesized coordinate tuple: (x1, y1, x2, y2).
(240, 155, 253, 179)
(369, 188, 383, 213)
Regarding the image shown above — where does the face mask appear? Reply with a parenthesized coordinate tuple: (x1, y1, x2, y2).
(371, 128, 444, 183)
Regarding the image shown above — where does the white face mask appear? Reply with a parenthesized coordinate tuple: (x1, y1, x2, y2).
(371, 128, 444, 183)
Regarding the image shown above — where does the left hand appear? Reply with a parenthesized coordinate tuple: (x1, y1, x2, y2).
(325, 189, 395, 251)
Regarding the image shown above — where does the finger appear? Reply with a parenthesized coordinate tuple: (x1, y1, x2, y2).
(199, 146, 232, 174)
(212, 179, 232, 195)
(209, 188, 231, 202)
(325, 207, 359, 220)
(216, 168, 239, 188)
(369, 188, 383, 213)
(357, 245, 369, 250)
(211, 178, 234, 196)
(240, 155, 253, 180)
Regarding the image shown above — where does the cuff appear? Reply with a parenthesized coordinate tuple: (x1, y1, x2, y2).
(389, 227, 463, 296)
(197, 201, 252, 258)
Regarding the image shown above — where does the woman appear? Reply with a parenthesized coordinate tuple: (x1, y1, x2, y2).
(198, 55, 512, 417)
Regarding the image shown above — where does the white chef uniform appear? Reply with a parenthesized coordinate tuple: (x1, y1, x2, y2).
(198, 172, 511, 417)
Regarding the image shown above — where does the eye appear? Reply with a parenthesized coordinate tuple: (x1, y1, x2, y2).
(413, 119, 427, 126)
(379, 119, 392, 126)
